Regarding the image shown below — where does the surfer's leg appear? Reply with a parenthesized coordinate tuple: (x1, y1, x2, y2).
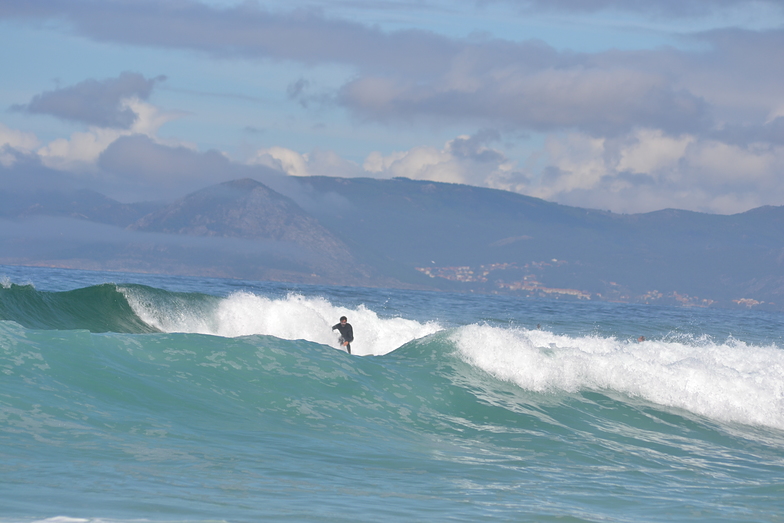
(346, 343, 351, 354)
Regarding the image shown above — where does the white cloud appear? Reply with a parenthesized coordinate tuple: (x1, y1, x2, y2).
(248, 133, 521, 188)
(616, 129, 694, 175)
(685, 140, 778, 184)
(36, 98, 186, 172)
(766, 105, 784, 123)
(248, 146, 365, 178)
(248, 146, 313, 177)
(530, 128, 784, 214)
(0, 123, 39, 166)
(244, 127, 782, 215)
(37, 127, 124, 171)
(365, 134, 526, 189)
(364, 143, 461, 183)
(541, 133, 608, 194)
(257, 126, 781, 216)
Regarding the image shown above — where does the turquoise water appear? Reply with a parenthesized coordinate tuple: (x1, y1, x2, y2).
(1, 265, 783, 522)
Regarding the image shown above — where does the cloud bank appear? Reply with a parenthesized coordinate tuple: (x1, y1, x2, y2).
(2, 1, 783, 214)
(494, 0, 783, 17)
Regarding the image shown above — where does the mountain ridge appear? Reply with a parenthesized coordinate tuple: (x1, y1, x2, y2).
(2, 175, 783, 310)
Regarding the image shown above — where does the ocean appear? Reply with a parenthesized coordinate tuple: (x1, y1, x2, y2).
(1, 264, 783, 522)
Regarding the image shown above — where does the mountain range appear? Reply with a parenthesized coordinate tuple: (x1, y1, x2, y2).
(2, 175, 783, 310)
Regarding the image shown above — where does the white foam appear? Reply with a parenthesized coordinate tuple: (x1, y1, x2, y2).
(451, 324, 784, 430)
(124, 290, 442, 356)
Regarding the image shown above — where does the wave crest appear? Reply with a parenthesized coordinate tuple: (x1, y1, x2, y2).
(451, 324, 784, 429)
(122, 288, 442, 356)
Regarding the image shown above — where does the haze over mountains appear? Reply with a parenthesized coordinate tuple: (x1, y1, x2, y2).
(2, 175, 783, 311)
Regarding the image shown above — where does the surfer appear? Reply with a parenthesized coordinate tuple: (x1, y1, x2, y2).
(332, 316, 354, 354)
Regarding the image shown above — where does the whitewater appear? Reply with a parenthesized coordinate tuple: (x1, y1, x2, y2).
(2, 265, 783, 522)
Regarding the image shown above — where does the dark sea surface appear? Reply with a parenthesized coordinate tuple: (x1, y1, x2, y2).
(1, 265, 783, 522)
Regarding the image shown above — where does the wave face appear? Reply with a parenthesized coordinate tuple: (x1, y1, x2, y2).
(0, 283, 160, 333)
(2, 266, 784, 523)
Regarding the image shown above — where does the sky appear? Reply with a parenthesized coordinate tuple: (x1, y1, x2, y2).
(2, 0, 784, 214)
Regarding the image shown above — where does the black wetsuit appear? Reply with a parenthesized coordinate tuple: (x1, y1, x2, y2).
(332, 322, 354, 354)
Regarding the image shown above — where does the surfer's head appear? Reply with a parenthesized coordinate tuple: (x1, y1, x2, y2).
(340, 316, 347, 323)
